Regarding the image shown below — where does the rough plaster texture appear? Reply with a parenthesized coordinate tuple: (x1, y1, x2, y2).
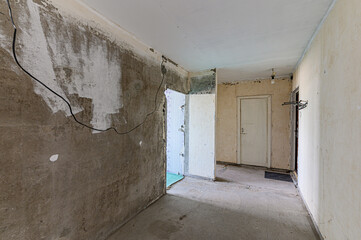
(189, 73, 216, 94)
(293, 0, 361, 238)
(0, 0, 188, 239)
(216, 78, 292, 169)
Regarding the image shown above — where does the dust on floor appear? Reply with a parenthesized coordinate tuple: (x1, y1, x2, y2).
(108, 165, 319, 240)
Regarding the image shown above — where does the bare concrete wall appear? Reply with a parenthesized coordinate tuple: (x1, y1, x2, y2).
(0, 0, 188, 239)
(189, 73, 216, 94)
(293, 0, 361, 238)
(216, 78, 292, 169)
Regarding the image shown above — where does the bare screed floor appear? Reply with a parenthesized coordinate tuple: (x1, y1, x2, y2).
(109, 165, 319, 240)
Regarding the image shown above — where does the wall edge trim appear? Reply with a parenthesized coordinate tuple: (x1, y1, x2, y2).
(294, 0, 338, 71)
(104, 193, 165, 239)
(296, 186, 324, 240)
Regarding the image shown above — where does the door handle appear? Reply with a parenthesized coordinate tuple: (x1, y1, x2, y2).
(241, 128, 247, 134)
(178, 125, 185, 132)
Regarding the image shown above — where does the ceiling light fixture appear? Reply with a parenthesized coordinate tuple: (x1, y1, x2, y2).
(271, 68, 276, 84)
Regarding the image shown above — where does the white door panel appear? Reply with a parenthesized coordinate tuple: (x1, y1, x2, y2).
(166, 89, 185, 175)
(239, 97, 269, 167)
(188, 94, 215, 179)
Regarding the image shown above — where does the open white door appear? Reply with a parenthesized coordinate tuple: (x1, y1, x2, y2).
(165, 89, 185, 175)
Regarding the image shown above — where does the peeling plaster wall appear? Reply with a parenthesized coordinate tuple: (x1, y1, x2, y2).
(293, 0, 361, 238)
(189, 72, 216, 94)
(0, 0, 188, 239)
(216, 78, 292, 169)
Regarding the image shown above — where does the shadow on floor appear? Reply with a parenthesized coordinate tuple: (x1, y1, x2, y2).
(108, 165, 320, 240)
(108, 194, 319, 240)
(214, 177, 232, 183)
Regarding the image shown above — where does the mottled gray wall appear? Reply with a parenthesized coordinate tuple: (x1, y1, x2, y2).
(0, 1, 188, 239)
(189, 73, 216, 94)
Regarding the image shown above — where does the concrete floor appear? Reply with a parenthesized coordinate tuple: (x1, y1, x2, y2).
(108, 165, 319, 240)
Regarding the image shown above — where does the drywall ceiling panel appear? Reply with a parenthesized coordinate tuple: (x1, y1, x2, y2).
(80, 0, 333, 82)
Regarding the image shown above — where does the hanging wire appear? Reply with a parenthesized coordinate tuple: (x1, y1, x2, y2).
(5, 0, 166, 135)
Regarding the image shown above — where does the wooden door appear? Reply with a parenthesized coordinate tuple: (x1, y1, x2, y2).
(239, 97, 269, 167)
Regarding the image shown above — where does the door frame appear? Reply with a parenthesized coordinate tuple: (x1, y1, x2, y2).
(237, 95, 272, 168)
(165, 88, 186, 175)
(290, 87, 299, 171)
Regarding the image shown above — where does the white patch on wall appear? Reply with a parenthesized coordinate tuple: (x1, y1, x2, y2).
(49, 154, 59, 162)
(20, 0, 82, 115)
(188, 94, 216, 179)
(55, 39, 123, 132)
(20, 0, 123, 132)
(0, 28, 11, 55)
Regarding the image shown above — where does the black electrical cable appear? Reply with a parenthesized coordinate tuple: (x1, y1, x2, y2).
(5, 0, 166, 135)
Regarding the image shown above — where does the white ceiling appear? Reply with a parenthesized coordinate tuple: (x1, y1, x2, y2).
(80, 0, 333, 82)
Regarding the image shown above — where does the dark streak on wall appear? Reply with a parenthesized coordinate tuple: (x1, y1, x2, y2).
(0, 1, 188, 239)
(189, 73, 216, 94)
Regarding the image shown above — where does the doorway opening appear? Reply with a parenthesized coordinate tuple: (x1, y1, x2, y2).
(165, 89, 186, 188)
(237, 95, 271, 168)
(291, 88, 300, 176)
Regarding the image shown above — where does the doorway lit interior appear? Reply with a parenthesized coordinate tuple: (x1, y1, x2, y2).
(165, 89, 186, 188)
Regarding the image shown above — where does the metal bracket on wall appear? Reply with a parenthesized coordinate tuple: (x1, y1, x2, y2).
(282, 100, 308, 110)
